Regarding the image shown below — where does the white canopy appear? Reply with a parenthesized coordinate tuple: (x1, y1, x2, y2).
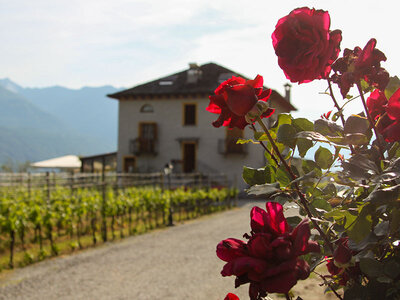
(30, 155, 82, 169)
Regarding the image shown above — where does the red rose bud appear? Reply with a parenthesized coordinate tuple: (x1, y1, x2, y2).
(272, 7, 342, 84)
(207, 75, 274, 129)
(216, 202, 320, 299)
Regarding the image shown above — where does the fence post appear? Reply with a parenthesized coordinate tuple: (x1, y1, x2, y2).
(27, 172, 31, 198)
(46, 171, 50, 206)
(101, 169, 107, 242)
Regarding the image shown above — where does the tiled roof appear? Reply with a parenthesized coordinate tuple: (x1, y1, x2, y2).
(107, 62, 296, 111)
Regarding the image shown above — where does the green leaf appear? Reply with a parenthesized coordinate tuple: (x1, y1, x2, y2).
(360, 258, 383, 278)
(344, 284, 368, 300)
(344, 114, 370, 135)
(302, 160, 322, 177)
(253, 132, 268, 141)
(296, 138, 313, 158)
(348, 214, 372, 243)
(345, 133, 369, 145)
(390, 208, 400, 234)
(373, 221, 389, 236)
(292, 118, 314, 132)
(314, 119, 343, 136)
(277, 124, 297, 149)
(342, 154, 379, 180)
(295, 131, 333, 145)
(360, 79, 372, 92)
(363, 184, 400, 204)
(246, 183, 281, 196)
(286, 216, 302, 228)
(314, 146, 334, 169)
(311, 197, 332, 212)
(276, 113, 292, 126)
(385, 75, 400, 99)
(276, 166, 291, 187)
(290, 170, 318, 185)
(269, 193, 293, 205)
(383, 260, 400, 279)
(388, 142, 400, 160)
(242, 167, 269, 186)
(237, 138, 258, 144)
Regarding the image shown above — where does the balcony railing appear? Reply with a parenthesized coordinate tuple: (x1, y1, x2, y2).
(129, 138, 158, 155)
(218, 138, 248, 155)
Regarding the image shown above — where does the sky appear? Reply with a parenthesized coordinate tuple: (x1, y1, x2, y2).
(1, 0, 399, 120)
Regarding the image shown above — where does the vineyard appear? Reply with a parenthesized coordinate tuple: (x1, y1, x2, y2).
(0, 172, 237, 270)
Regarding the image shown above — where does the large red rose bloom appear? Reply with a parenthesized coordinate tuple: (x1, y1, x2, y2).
(206, 75, 274, 129)
(216, 202, 320, 299)
(272, 7, 342, 84)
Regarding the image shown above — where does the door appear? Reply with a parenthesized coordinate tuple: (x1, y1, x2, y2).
(123, 156, 136, 173)
(182, 142, 196, 173)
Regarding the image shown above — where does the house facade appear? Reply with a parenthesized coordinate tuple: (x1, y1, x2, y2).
(108, 62, 296, 189)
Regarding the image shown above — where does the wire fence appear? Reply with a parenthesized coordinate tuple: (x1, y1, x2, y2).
(0, 171, 231, 191)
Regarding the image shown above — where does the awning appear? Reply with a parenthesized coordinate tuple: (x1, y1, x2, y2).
(30, 155, 82, 169)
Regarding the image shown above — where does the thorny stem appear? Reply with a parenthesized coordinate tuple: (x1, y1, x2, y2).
(327, 79, 355, 154)
(250, 124, 280, 166)
(314, 271, 343, 300)
(356, 82, 385, 160)
(255, 117, 334, 253)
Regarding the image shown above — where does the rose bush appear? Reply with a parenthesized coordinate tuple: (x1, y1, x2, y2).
(217, 202, 319, 299)
(212, 6, 400, 300)
(272, 7, 342, 84)
(206, 75, 274, 129)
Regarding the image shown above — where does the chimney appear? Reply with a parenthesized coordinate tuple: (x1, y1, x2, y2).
(284, 83, 292, 102)
(186, 63, 202, 84)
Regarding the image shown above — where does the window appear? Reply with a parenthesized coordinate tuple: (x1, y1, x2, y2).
(138, 122, 157, 153)
(140, 104, 154, 113)
(183, 103, 196, 126)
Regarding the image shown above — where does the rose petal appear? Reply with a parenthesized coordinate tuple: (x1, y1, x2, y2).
(265, 202, 289, 235)
(387, 88, 400, 120)
(217, 238, 247, 262)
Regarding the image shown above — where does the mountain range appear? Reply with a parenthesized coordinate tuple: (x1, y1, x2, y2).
(0, 78, 122, 166)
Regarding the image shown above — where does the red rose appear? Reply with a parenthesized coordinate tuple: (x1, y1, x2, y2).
(216, 202, 320, 299)
(332, 38, 389, 98)
(224, 293, 240, 300)
(206, 75, 274, 129)
(272, 7, 342, 84)
(367, 88, 400, 142)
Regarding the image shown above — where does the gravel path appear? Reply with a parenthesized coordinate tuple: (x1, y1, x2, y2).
(0, 201, 336, 300)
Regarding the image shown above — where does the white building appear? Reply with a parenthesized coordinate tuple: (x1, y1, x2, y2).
(108, 62, 296, 189)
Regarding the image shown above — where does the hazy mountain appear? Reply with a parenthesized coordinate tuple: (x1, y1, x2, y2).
(0, 80, 120, 165)
(20, 85, 120, 145)
(0, 78, 23, 94)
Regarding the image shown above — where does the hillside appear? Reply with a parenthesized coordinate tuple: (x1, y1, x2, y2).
(20, 85, 119, 145)
(0, 80, 119, 165)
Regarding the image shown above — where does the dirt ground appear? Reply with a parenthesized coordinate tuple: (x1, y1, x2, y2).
(0, 200, 341, 300)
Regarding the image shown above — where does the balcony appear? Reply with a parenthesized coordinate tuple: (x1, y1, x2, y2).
(129, 138, 158, 156)
(218, 138, 248, 155)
